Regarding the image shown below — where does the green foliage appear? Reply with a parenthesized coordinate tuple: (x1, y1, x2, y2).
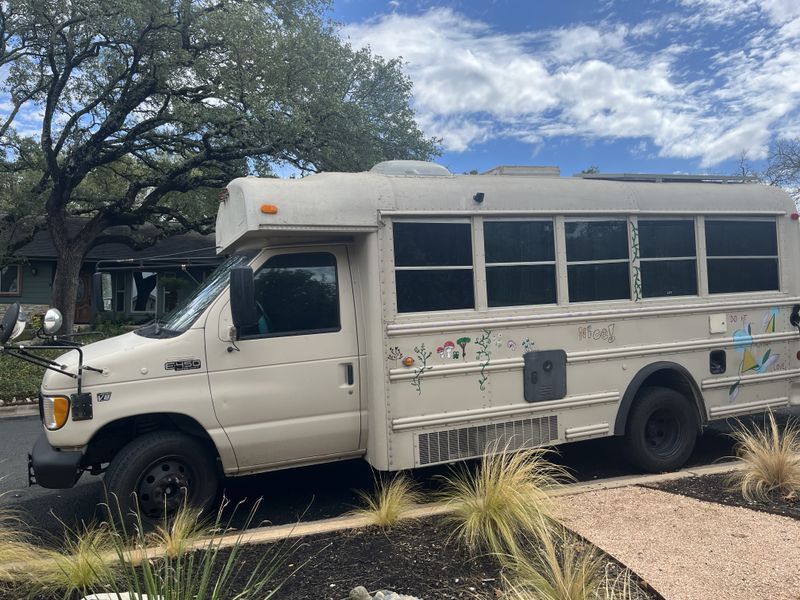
(0, 347, 57, 399)
(437, 447, 570, 557)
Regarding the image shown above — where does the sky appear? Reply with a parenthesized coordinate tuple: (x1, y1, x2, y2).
(331, 0, 800, 177)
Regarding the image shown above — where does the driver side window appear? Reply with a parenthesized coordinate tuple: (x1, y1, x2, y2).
(240, 252, 340, 338)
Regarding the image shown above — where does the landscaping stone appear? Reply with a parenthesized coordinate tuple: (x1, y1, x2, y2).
(348, 587, 421, 600)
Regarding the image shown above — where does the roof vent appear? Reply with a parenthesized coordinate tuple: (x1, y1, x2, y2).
(482, 165, 560, 177)
(370, 160, 452, 177)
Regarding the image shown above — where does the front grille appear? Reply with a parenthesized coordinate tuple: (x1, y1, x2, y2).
(416, 415, 558, 466)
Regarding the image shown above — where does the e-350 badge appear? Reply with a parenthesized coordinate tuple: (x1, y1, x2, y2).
(164, 359, 202, 372)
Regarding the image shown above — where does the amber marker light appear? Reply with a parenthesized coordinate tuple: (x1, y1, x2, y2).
(42, 395, 70, 430)
(260, 204, 279, 214)
(402, 356, 415, 367)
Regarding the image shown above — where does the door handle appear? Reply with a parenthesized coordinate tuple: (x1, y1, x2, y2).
(344, 363, 354, 386)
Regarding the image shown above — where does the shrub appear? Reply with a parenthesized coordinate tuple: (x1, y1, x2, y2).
(351, 473, 422, 528)
(729, 410, 800, 502)
(437, 446, 570, 556)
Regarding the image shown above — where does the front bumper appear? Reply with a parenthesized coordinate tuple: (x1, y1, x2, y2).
(27, 432, 84, 489)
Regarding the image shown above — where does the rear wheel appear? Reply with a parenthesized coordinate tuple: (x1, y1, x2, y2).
(103, 431, 219, 525)
(624, 386, 698, 472)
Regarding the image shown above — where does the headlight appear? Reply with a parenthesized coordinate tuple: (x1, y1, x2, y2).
(42, 395, 70, 430)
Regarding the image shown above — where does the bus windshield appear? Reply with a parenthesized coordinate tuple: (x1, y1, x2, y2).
(137, 251, 257, 338)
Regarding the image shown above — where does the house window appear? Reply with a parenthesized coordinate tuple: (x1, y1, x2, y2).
(114, 272, 126, 312)
(130, 271, 158, 312)
(484, 220, 556, 307)
(240, 252, 340, 338)
(393, 221, 474, 313)
(705, 220, 779, 293)
(639, 220, 697, 297)
(0, 266, 21, 295)
(565, 220, 630, 302)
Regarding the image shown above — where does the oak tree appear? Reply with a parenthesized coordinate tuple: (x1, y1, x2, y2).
(0, 0, 438, 331)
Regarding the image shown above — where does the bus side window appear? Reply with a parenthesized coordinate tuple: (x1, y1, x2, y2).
(706, 220, 779, 293)
(565, 220, 630, 302)
(393, 221, 475, 313)
(639, 220, 697, 298)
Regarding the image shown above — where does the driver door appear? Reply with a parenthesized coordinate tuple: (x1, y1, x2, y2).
(205, 246, 362, 471)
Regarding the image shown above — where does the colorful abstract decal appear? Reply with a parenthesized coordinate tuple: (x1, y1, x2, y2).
(729, 308, 780, 402)
(475, 329, 493, 390)
(411, 343, 432, 395)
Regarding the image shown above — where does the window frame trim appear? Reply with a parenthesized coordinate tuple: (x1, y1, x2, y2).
(0, 264, 22, 297)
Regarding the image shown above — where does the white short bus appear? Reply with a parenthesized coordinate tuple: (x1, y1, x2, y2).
(14, 160, 800, 518)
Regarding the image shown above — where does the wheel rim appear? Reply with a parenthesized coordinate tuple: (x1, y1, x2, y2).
(643, 408, 682, 458)
(136, 457, 195, 519)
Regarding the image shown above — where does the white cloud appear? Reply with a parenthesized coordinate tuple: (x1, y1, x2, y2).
(344, 4, 800, 167)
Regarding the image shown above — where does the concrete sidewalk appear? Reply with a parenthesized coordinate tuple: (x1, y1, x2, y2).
(560, 485, 800, 600)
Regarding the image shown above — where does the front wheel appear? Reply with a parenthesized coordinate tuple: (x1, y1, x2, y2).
(103, 431, 219, 524)
(624, 386, 699, 473)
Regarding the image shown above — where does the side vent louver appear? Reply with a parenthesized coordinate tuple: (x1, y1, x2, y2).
(416, 415, 558, 466)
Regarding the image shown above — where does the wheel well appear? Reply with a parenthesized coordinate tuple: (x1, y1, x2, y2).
(83, 413, 219, 471)
(615, 362, 706, 435)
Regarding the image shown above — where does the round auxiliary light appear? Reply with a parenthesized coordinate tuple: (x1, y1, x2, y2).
(43, 308, 63, 335)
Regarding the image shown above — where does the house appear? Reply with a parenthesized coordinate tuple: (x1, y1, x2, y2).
(1, 219, 222, 324)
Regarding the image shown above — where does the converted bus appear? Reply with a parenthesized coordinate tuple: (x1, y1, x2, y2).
(15, 160, 800, 519)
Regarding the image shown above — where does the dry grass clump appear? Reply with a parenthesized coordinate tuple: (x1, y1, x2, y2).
(729, 410, 800, 502)
(43, 524, 117, 598)
(437, 447, 570, 556)
(147, 502, 209, 559)
(351, 473, 423, 528)
(501, 526, 642, 600)
(0, 513, 51, 588)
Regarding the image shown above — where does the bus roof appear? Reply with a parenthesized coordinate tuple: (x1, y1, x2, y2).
(216, 161, 794, 253)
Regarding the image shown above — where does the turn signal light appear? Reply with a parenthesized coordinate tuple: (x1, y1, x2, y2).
(42, 395, 70, 430)
(260, 204, 279, 214)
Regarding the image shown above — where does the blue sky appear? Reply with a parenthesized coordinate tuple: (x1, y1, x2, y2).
(332, 0, 800, 176)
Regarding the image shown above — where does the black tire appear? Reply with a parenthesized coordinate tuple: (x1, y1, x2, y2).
(624, 386, 699, 473)
(103, 431, 219, 525)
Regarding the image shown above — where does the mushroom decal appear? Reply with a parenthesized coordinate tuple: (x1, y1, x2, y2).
(444, 340, 456, 359)
(436, 345, 445, 358)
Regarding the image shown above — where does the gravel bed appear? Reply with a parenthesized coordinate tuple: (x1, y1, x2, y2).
(560, 485, 800, 600)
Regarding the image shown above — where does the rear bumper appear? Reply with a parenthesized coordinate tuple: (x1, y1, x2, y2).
(28, 433, 83, 489)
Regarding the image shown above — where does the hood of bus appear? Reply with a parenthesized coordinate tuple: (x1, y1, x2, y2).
(40, 328, 208, 395)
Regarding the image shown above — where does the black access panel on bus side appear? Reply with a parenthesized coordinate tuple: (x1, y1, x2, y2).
(523, 350, 567, 402)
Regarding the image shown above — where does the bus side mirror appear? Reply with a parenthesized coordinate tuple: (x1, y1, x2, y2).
(230, 267, 258, 332)
(92, 272, 112, 313)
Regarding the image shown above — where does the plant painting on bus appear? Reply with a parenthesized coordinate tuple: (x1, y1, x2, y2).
(630, 221, 642, 302)
(729, 307, 781, 402)
(411, 343, 432, 395)
(475, 329, 493, 390)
